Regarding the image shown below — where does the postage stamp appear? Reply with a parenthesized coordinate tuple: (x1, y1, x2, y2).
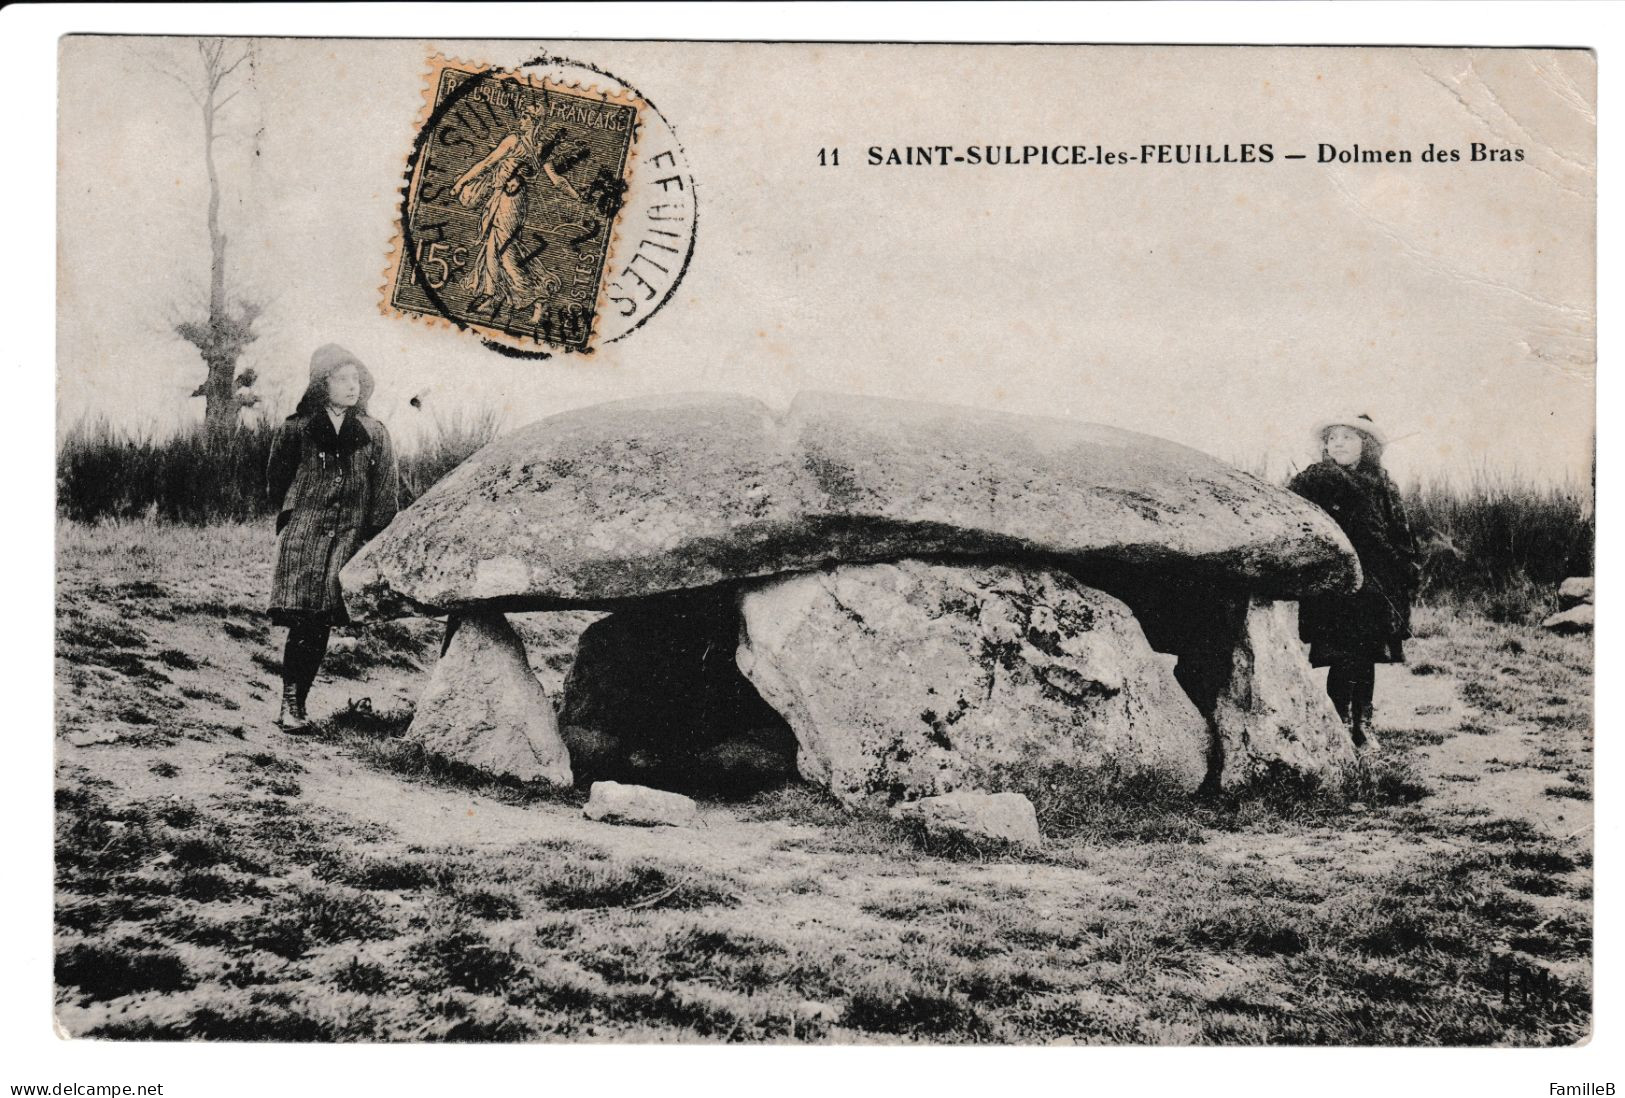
(383, 56, 688, 354)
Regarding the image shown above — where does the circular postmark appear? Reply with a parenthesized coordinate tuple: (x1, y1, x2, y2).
(384, 51, 697, 358)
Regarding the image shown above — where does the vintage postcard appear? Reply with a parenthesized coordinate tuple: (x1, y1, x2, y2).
(54, 37, 1595, 1050)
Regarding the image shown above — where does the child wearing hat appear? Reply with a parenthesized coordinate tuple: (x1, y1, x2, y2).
(264, 344, 400, 732)
(1288, 414, 1421, 747)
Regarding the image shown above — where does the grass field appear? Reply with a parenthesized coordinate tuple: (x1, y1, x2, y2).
(53, 521, 1592, 1044)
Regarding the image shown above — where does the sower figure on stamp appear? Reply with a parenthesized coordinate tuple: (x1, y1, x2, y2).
(1288, 413, 1421, 749)
(452, 102, 576, 324)
(265, 344, 400, 732)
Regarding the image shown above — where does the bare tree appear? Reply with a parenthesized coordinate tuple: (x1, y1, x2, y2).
(159, 39, 264, 444)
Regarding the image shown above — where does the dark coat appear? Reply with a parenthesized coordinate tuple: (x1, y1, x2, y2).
(1288, 458, 1421, 666)
(266, 410, 399, 625)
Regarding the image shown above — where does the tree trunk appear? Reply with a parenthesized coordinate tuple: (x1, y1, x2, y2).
(200, 64, 237, 446)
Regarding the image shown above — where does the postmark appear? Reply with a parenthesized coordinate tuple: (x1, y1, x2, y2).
(383, 54, 696, 355)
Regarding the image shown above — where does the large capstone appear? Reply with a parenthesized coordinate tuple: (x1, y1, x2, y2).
(407, 612, 573, 786)
(735, 559, 1210, 807)
(341, 391, 1358, 621)
(557, 591, 797, 793)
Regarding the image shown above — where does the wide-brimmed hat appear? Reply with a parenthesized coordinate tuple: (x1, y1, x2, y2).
(1313, 412, 1385, 448)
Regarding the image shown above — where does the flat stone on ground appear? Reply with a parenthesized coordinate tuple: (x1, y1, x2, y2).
(891, 790, 1043, 849)
(1543, 604, 1594, 634)
(583, 781, 701, 827)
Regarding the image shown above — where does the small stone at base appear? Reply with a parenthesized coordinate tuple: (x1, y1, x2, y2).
(891, 790, 1043, 850)
(583, 780, 700, 827)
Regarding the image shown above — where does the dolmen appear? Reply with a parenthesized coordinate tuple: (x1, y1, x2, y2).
(340, 392, 1363, 810)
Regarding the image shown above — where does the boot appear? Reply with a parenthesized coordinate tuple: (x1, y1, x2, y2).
(1348, 700, 1366, 747)
(1352, 673, 1380, 751)
(278, 682, 311, 733)
(1353, 702, 1380, 752)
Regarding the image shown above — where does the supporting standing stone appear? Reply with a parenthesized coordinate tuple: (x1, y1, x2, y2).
(1211, 599, 1355, 789)
(407, 612, 573, 785)
(736, 559, 1210, 807)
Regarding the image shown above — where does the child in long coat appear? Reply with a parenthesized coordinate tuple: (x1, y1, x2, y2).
(1288, 414, 1421, 746)
(265, 344, 400, 731)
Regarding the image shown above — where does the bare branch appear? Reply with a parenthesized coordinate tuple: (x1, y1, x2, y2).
(200, 38, 224, 89)
(217, 49, 250, 83)
(122, 42, 202, 107)
(215, 90, 241, 113)
(210, 128, 262, 147)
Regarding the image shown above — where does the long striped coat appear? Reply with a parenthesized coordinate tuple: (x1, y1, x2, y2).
(266, 412, 400, 624)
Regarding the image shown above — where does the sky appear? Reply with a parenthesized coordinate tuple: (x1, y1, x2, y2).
(57, 39, 1596, 487)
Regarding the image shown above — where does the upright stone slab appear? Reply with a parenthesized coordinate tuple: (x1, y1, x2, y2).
(736, 559, 1210, 807)
(408, 613, 573, 785)
(1211, 600, 1355, 788)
